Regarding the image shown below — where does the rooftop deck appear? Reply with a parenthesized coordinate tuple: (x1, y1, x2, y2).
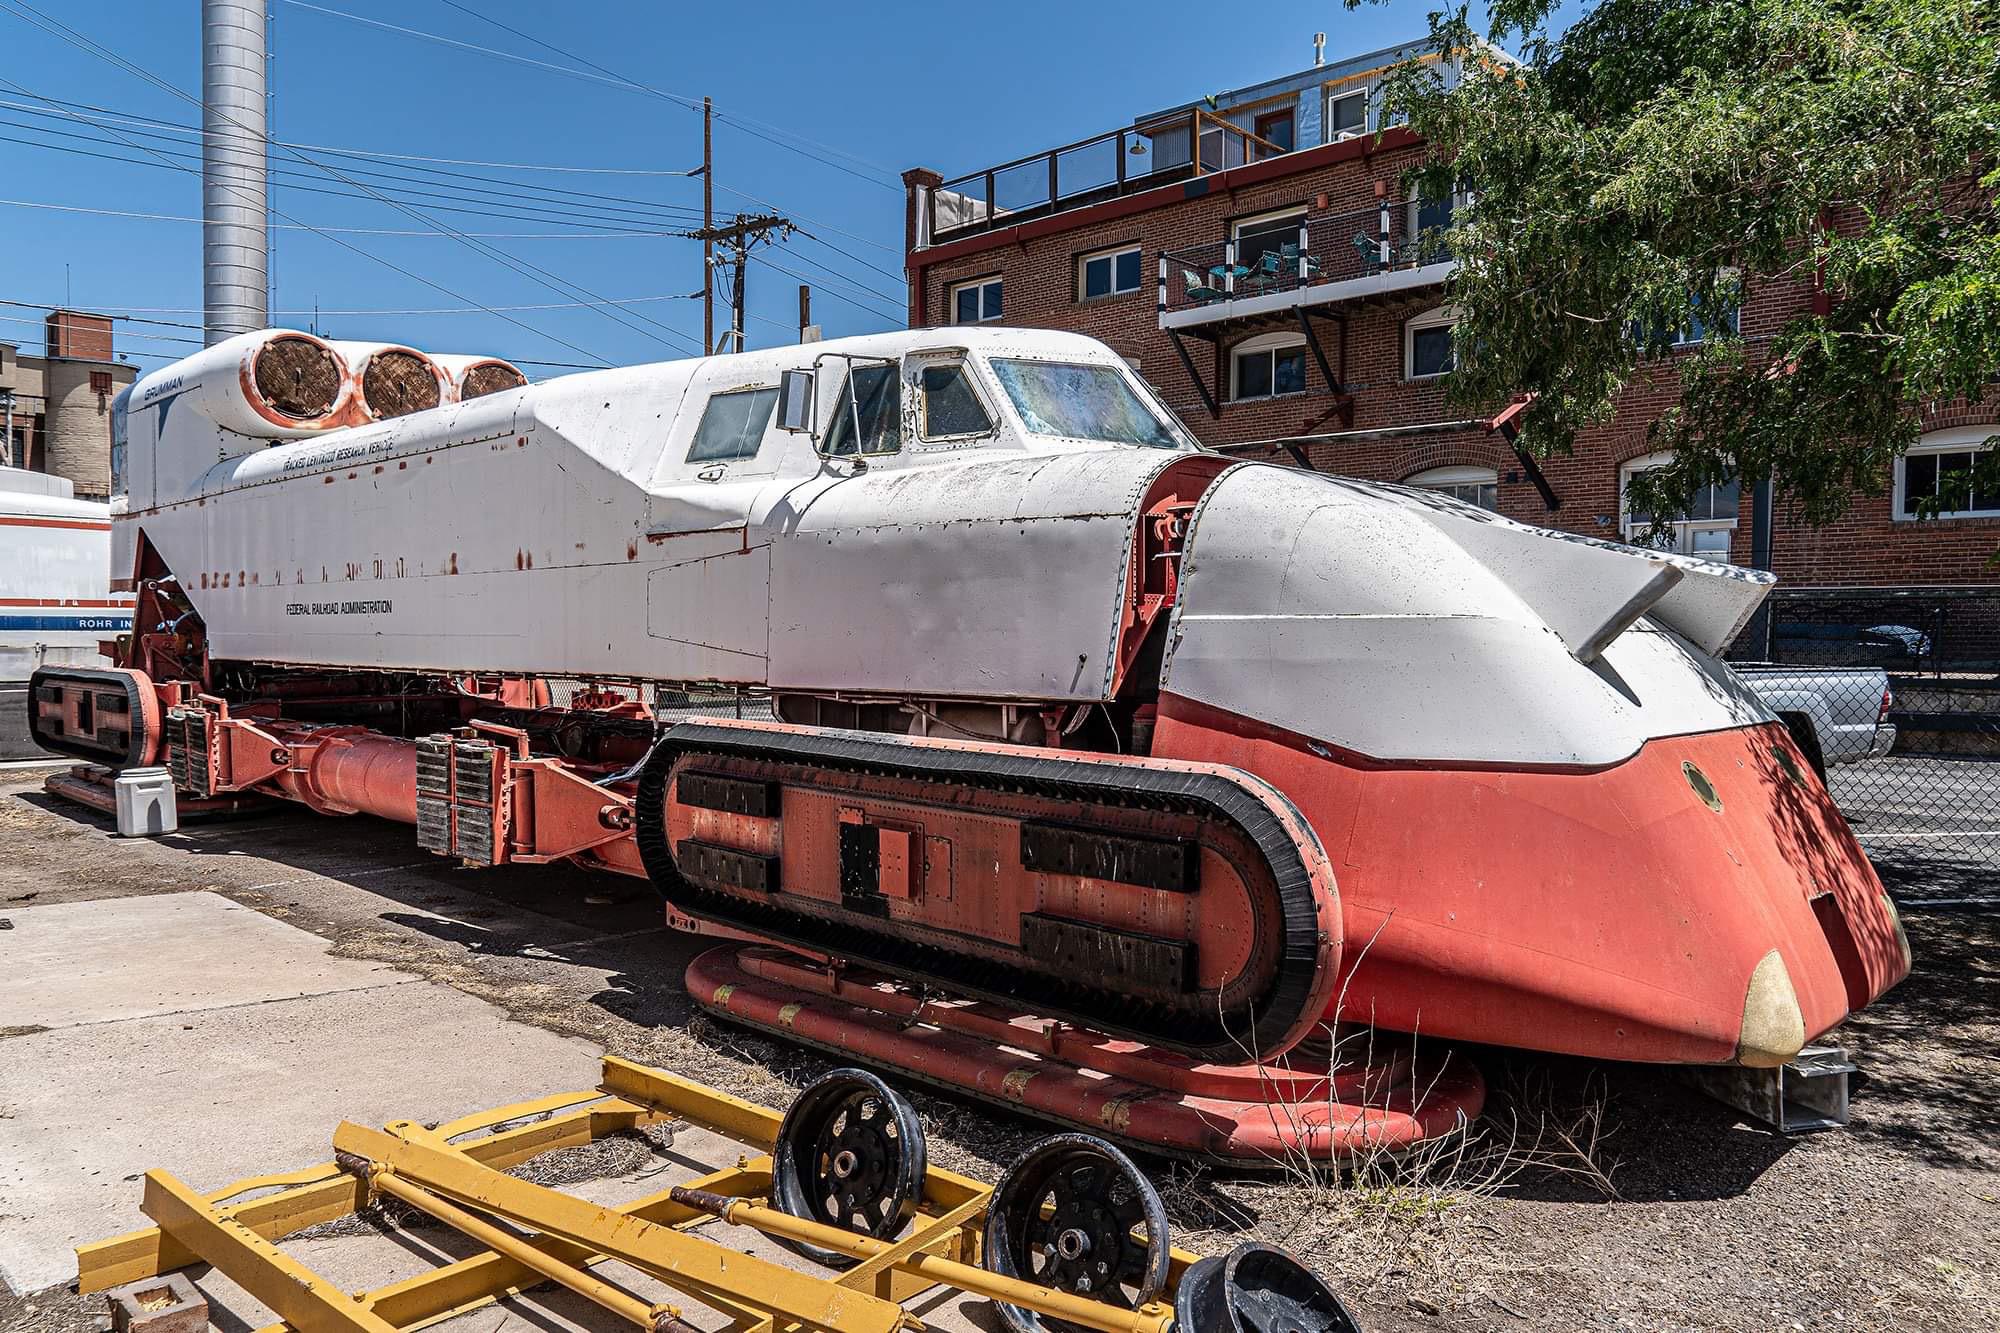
(924, 109, 1285, 245)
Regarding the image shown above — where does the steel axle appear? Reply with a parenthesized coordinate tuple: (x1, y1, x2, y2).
(669, 1187, 1176, 1333)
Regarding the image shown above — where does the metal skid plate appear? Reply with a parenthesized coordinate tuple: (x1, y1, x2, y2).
(1685, 1045, 1857, 1134)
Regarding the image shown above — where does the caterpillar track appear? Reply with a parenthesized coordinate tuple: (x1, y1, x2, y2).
(633, 720, 1342, 1063)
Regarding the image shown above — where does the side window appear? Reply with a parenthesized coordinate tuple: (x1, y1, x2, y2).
(920, 364, 993, 439)
(823, 365, 902, 457)
(687, 386, 777, 462)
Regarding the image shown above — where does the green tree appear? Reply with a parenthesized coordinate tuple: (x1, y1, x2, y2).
(1370, 0, 1999, 533)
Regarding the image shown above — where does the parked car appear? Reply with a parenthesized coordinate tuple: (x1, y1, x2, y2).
(1771, 621, 1929, 669)
(1733, 663, 1896, 777)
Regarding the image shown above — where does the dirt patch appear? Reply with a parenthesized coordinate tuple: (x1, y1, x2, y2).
(459, 360, 527, 399)
(252, 336, 342, 420)
(1, 781, 1993, 1331)
(359, 350, 441, 419)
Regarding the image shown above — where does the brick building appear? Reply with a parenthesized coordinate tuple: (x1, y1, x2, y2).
(0, 309, 136, 501)
(901, 38, 2000, 591)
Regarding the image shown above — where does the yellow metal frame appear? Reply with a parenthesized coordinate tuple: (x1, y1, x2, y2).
(76, 1056, 1195, 1333)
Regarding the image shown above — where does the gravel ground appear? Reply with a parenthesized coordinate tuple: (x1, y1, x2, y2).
(0, 770, 1993, 1333)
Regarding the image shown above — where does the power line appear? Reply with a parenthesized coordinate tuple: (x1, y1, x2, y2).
(747, 253, 901, 324)
(0, 83, 906, 323)
(2, 2, 699, 358)
(424, 0, 902, 187)
(0, 57, 622, 366)
(0, 108, 707, 231)
(1, 292, 702, 320)
(791, 227, 907, 288)
(0, 124, 693, 236)
(706, 174, 905, 261)
(282, 0, 908, 208)
(0, 95, 710, 223)
(0, 91, 704, 177)
(0, 194, 680, 239)
(752, 242, 904, 306)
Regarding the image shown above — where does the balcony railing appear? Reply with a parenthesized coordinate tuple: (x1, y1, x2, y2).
(1157, 204, 1454, 319)
(926, 110, 1285, 244)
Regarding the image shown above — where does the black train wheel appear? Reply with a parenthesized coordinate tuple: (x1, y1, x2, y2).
(770, 1068, 926, 1269)
(1174, 1243, 1362, 1333)
(983, 1133, 1170, 1333)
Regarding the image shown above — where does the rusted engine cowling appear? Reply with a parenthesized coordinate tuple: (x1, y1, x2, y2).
(131, 329, 351, 439)
(432, 353, 528, 402)
(331, 341, 452, 423)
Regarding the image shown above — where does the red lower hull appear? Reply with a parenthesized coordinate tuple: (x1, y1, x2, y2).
(689, 945, 1485, 1165)
(1155, 697, 1911, 1066)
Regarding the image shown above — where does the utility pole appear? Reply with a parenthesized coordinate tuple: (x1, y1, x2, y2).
(701, 96, 713, 353)
(798, 284, 817, 343)
(688, 212, 793, 354)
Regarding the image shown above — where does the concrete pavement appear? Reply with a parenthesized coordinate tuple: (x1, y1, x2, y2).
(0, 890, 603, 1295)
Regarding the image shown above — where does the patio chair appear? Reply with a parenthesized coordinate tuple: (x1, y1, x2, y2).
(1182, 268, 1225, 304)
(1278, 243, 1322, 281)
(1352, 232, 1389, 272)
(1244, 250, 1286, 292)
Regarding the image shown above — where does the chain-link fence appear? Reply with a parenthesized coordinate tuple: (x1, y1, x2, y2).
(1729, 586, 2000, 901)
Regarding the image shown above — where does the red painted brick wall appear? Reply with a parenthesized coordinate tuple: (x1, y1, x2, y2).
(908, 150, 2000, 588)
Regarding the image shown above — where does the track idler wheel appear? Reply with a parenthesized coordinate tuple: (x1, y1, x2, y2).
(771, 1068, 927, 1269)
(983, 1133, 1169, 1333)
(1174, 1243, 1361, 1333)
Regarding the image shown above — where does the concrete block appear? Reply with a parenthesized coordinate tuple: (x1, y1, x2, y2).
(106, 1272, 207, 1333)
(113, 767, 176, 837)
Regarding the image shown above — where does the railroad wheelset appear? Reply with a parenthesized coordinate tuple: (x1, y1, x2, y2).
(763, 1068, 1362, 1333)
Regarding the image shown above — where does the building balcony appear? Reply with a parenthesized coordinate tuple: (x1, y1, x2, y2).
(922, 110, 1287, 245)
(1158, 204, 1453, 332)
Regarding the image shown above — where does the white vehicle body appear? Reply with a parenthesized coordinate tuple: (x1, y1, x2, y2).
(116, 326, 1772, 767)
(73, 324, 1910, 1075)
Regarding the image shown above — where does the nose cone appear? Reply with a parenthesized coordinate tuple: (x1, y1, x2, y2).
(1735, 949, 1807, 1067)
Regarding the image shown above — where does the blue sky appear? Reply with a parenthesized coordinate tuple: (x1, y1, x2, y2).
(0, 1, 1511, 376)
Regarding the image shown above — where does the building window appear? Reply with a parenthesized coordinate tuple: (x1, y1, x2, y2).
(1253, 108, 1295, 156)
(1078, 246, 1142, 301)
(1633, 281, 1743, 349)
(1408, 464, 1499, 511)
(1325, 90, 1367, 140)
(1676, 292, 1740, 346)
(686, 386, 777, 462)
(1231, 207, 1306, 278)
(1622, 451, 1739, 562)
(1894, 426, 2000, 521)
(950, 276, 1002, 325)
(1231, 332, 1308, 401)
(1405, 306, 1456, 379)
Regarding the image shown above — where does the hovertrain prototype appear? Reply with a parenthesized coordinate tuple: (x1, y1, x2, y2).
(0, 465, 130, 758)
(31, 326, 1908, 1162)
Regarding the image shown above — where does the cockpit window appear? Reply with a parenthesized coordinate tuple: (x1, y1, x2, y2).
(920, 363, 993, 439)
(988, 359, 1186, 449)
(687, 386, 777, 462)
(823, 364, 902, 457)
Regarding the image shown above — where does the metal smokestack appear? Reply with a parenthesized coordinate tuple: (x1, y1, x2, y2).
(201, 0, 268, 344)
(1313, 32, 1326, 66)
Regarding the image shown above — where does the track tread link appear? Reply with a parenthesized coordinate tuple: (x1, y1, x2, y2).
(634, 721, 1335, 1063)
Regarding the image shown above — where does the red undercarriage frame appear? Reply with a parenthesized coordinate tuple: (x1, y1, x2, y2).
(35, 654, 1478, 1167)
